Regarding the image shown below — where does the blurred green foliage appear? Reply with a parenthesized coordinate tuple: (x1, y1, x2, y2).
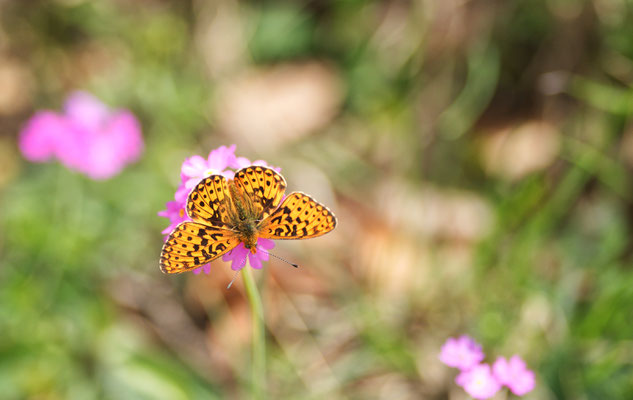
(1, 0, 633, 399)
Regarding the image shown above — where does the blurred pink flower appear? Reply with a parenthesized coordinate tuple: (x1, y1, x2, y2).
(493, 355, 535, 396)
(19, 91, 143, 179)
(456, 363, 501, 400)
(159, 145, 278, 274)
(439, 335, 485, 370)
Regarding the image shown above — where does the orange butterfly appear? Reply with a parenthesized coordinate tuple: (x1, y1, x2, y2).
(160, 165, 337, 273)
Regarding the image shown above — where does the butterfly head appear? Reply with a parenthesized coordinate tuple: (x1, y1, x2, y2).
(243, 235, 258, 254)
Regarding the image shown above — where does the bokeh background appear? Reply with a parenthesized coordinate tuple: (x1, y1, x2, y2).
(1, 0, 633, 398)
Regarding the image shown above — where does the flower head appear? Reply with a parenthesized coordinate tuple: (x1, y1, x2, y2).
(455, 363, 501, 400)
(493, 355, 535, 396)
(159, 145, 278, 274)
(19, 91, 143, 179)
(439, 335, 485, 370)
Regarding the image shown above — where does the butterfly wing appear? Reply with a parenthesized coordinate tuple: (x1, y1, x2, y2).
(160, 221, 239, 274)
(233, 166, 287, 220)
(187, 174, 233, 228)
(258, 192, 337, 239)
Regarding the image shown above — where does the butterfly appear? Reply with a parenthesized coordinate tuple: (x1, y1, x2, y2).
(160, 165, 337, 273)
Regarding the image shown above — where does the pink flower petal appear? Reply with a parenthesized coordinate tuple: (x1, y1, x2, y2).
(19, 111, 71, 162)
(106, 111, 144, 162)
(219, 238, 277, 271)
(493, 355, 535, 396)
(258, 238, 275, 250)
(206, 144, 236, 171)
(231, 156, 280, 172)
(232, 156, 252, 170)
(74, 113, 142, 180)
(223, 243, 250, 271)
(456, 364, 501, 400)
(181, 155, 208, 178)
(174, 185, 190, 204)
(191, 264, 211, 275)
(158, 203, 189, 236)
(248, 252, 263, 269)
(184, 177, 202, 190)
(439, 335, 485, 370)
(64, 91, 109, 131)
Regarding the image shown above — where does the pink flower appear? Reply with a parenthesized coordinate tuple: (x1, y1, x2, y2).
(439, 335, 485, 370)
(19, 91, 143, 180)
(493, 355, 535, 396)
(159, 145, 279, 274)
(456, 363, 501, 400)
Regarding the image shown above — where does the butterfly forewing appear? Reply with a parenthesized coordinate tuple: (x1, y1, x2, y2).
(233, 166, 286, 219)
(259, 192, 337, 239)
(187, 175, 233, 228)
(160, 221, 239, 273)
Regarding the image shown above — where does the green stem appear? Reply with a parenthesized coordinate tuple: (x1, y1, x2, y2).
(242, 264, 266, 399)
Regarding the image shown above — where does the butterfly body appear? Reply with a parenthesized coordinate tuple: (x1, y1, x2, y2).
(226, 180, 260, 252)
(160, 165, 337, 274)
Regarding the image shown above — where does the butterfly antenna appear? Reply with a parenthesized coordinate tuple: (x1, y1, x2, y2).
(257, 247, 299, 268)
(227, 269, 241, 289)
(227, 256, 249, 289)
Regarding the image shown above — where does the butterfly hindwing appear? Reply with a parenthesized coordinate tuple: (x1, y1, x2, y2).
(259, 192, 337, 239)
(187, 174, 232, 228)
(233, 166, 287, 219)
(160, 221, 239, 274)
